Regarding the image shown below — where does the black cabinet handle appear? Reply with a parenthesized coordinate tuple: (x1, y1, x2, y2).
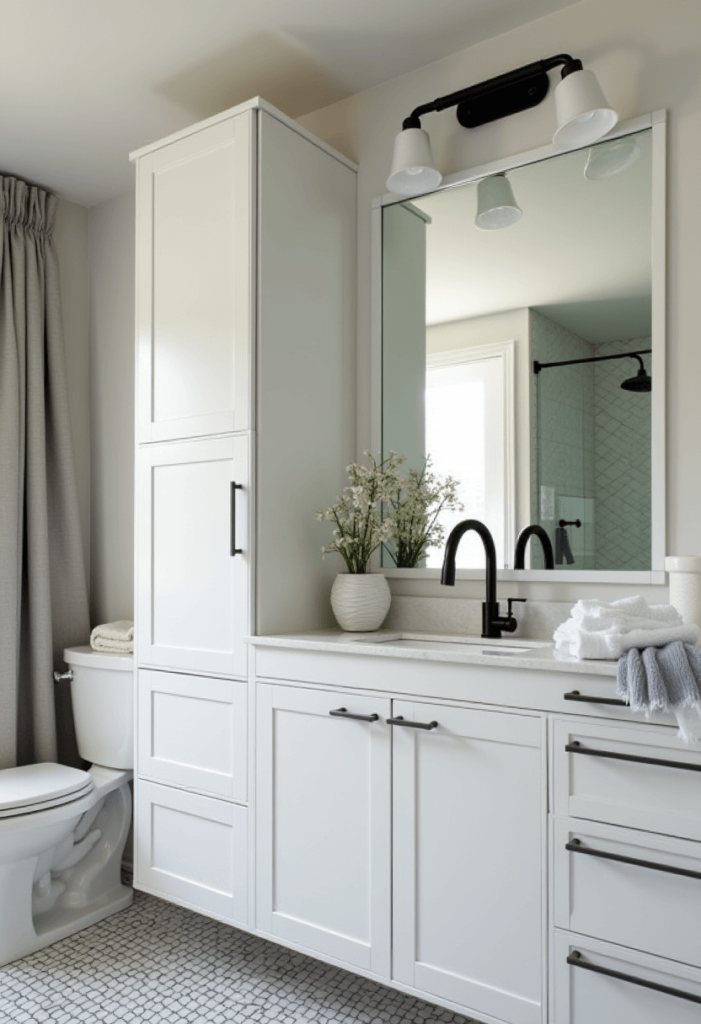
(387, 716, 438, 731)
(230, 482, 243, 556)
(565, 741, 701, 773)
(567, 951, 701, 1005)
(566, 838, 701, 880)
(564, 690, 628, 707)
(329, 707, 379, 723)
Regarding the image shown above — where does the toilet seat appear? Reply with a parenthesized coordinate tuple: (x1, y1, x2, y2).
(0, 763, 93, 818)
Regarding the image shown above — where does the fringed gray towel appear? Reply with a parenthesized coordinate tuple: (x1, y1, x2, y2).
(616, 641, 701, 743)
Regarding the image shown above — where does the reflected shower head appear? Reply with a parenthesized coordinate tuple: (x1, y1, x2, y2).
(620, 355, 652, 392)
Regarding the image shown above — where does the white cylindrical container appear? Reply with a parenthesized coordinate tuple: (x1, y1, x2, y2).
(665, 556, 701, 639)
(64, 646, 135, 769)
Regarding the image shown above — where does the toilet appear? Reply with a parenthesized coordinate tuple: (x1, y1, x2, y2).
(0, 645, 134, 966)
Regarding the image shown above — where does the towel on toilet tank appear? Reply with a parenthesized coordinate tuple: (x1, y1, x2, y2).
(616, 641, 701, 743)
(90, 620, 134, 654)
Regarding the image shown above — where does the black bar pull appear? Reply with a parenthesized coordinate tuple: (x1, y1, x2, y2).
(230, 482, 243, 556)
(566, 838, 701, 880)
(565, 740, 701, 773)
(564, 690, 628, 707)
(567, 951, 701, 1005)
(329, 707, 379, 723)
(387, 715, 439, 731)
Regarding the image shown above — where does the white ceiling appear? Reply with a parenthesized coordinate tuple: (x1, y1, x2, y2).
(0, 0, 580, 207)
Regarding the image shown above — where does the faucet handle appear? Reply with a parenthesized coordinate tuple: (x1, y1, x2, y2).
(507, 597, 527, 621)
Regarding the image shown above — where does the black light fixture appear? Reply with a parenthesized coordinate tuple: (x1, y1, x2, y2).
(386, 54, 618, 196)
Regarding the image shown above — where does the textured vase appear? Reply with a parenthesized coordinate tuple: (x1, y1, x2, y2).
(330, 573, 391, 632)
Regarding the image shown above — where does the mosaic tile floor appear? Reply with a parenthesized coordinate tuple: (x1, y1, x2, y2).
(0, 887, 477, 1024)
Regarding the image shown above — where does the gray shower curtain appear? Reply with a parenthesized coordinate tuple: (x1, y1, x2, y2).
(0, 176, 90, 769)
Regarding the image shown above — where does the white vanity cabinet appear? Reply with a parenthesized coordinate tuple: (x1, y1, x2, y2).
(255, 668, 546, 1024)
(131, 100, 356, 922)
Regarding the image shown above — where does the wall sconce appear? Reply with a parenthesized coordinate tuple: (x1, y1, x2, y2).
(475, 173, 521, 230)
(386, 54, 618, 196)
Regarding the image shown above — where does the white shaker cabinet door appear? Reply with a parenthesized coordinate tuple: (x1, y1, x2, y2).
(136, 435, 250, 677)
(392, 701, 546, 1024)
(256, 683, 392, 977)
(135, 112, 254, 443)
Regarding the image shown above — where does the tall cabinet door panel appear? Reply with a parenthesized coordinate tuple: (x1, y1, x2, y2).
(136, 435, 250, 676)
(256, 683, 392, 976)
(136, 113, 254, 443)
(392, 701, 545, 1024)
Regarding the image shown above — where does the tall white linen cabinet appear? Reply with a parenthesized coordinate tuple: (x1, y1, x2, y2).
(131, 99, 357, 924)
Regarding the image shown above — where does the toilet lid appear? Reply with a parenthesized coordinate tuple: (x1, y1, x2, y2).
(0, 763, 93, 818)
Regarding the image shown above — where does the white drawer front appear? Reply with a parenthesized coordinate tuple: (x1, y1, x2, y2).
(552, 931, 701, 1024)
(138, 670, 247, 802)
(553, 817, 701, 967)
(135, 780, 247, 925)
(553, 718, 701, 840)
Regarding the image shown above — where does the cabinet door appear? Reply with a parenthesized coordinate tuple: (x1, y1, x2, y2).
(135, 113, 254, 443)
(136, 435, 250, 676)
(256, 683, 391, 976)
(138, 670, 247, 802)
(136, 780, 248, 926)
(392, 701, 545, 1024)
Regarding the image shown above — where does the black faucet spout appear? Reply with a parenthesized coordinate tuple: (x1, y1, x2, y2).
(514, 524, 555, 570)
(441, 518, 520, 639)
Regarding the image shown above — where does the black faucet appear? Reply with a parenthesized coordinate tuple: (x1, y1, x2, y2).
(514, 524, 555, 569)
(440, 519, 526, 639)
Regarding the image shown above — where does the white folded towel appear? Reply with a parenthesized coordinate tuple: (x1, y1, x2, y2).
(554, 597, 700, 660)
(90, 620, 134, 654)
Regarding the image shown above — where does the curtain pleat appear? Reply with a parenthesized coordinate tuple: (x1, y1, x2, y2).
(0, 176, 90, 768)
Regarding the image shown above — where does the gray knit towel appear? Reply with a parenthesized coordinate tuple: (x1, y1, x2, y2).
(616, 641, 701, 743)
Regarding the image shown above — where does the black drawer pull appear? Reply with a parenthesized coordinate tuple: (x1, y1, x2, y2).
(230, 482, 243, 556)
(565, 741, 701, 773)
(329, 707, 379, 723)
(566, 838, 701, 880)
(564, 690, 628, 706)
(387, 716, 438, 731)
(567, 951, 701, 1005)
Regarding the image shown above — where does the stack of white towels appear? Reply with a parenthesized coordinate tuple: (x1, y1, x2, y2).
(90, 620, 134, 654)
(554, 596, 701, 743)
(553, 596, 699, 660)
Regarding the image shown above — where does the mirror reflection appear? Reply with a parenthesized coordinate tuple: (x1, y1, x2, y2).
(381, 128, 652, 571)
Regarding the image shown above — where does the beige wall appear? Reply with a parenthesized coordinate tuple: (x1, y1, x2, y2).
(299, 0, 701, 601)
(54, 199, 90, 588)
(88, 191, 135, 625)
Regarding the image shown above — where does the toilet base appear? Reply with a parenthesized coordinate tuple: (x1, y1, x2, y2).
(0, 770, 133, 966)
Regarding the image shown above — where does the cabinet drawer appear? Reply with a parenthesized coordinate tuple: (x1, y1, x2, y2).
(553, 718, 701, 840)
(138, 670, 247, 801)
(552, 931, 701, 1024)
(135, 780, 248, 925)
(553, 818, 701, 967)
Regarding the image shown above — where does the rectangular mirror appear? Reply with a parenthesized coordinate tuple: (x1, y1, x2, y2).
(377, 115, 665, 579)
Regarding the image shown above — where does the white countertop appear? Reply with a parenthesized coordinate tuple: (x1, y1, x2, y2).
(247, 629, 619, 677)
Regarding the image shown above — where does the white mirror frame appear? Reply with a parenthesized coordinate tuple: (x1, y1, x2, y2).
(371, 110, 667, 584)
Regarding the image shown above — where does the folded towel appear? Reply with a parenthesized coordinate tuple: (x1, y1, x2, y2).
(90, 620, 134, 654)
(616, 641, 701, 743)
(553, 597, 700, 660)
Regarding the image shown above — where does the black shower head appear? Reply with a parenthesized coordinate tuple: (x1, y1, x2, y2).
(620, 355, 652, 393)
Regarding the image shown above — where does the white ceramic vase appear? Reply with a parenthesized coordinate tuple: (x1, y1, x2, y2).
(330, 573, 391, 632)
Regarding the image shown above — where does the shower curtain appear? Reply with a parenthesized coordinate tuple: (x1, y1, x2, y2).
(0, 176, 90, 769)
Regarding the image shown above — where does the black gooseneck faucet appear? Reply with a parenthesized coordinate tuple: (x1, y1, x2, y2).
(440, 519, 525, 639)
(514, 524, 555, 570)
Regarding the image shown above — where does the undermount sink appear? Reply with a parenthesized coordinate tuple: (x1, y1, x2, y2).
(348, 634, 550, 656)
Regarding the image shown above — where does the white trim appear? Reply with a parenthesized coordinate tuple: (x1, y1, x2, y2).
(372, 111, 668, 584)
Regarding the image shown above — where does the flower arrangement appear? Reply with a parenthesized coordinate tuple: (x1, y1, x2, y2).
(385, 456, 463, 569)
(316, 451, 405, 573)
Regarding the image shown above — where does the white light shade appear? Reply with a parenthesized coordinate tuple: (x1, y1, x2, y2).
(553, 68, 618, 150)
(475, 173, 522, 230)
(386, 127, 442, 196)
(584, 138, 640, 179)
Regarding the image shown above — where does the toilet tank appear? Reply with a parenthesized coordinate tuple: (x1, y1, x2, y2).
(64, 646, 134, 770)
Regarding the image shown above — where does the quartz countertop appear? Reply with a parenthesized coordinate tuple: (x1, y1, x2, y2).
(247, 629, 619, 677)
